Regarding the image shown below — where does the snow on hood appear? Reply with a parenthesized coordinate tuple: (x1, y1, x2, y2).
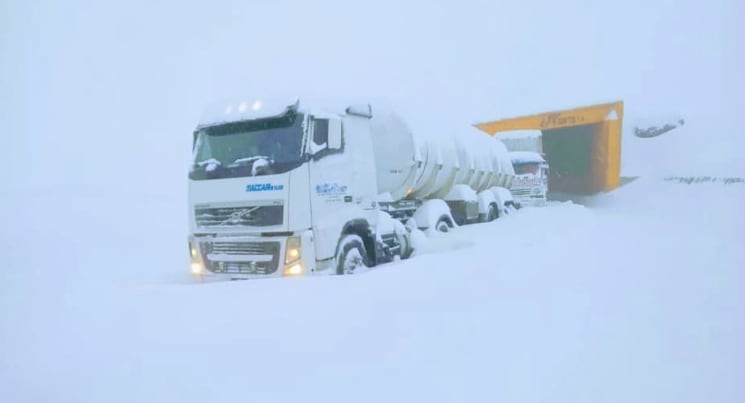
(509, 151, 546, 164)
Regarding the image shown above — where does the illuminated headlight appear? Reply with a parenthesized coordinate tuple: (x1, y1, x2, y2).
(189, 238, 204, 275)
(283, 236, 303, 276)
(190, 262, 204, 275)
(284, 236, 301, 265)
(283, 262, 304, 276)
(189, 239, 201, 262)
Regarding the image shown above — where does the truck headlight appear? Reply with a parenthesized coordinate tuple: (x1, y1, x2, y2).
(285, 236, 301, 265)
(189, 238, 204, 275)
(283, 236, 304, 276)
(190, 262, 204, 275)
(283, 263, 304, 276)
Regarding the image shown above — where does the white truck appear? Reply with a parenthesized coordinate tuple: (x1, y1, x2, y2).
(509, 151, 549, 207)
(188, 98, 516, 279)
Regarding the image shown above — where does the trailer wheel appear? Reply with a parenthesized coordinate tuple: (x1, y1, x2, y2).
(336, 235, 369, 275)
(503, 201, 516, 215)
(487, 203, 499, 221)
(435, 218, 450, 233)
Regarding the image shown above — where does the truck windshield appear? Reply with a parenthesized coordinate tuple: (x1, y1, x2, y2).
(190, 112, 305, 180)
(513, 163, 541, 175)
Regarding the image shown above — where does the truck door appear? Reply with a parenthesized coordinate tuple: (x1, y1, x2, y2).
(307, 116, 355, 262)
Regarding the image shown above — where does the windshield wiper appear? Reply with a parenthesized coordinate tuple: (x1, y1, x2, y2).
(196, 158, 222, 172)
(229, 156, 276, 176)
(232, 156, 273, 165)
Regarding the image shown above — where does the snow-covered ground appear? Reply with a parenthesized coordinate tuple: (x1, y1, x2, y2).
(1, 173, 743, 402)
(4, 0, 744, 400)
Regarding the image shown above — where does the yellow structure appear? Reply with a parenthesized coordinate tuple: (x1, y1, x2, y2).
(474, 101, 624, 194)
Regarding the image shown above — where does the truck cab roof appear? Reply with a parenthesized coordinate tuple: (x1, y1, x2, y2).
(196, 97, 375, 130)
(197, 97, 301, 129)
(509, 151, 546, 164)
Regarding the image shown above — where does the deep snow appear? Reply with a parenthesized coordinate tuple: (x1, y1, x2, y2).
(1, 176, 743, 403)
(4, 0, 745, 401)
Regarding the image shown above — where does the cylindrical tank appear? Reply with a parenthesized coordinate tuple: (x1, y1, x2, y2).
(409, 134, 443, 198)
(412, 131, 461, 199)
(369, 106, 514, 201)
(478, 139, 498, 191)
(456, 127, 508, 192)
(489, 138, 514, 188)
(369, 107, 423, 200)
(453, 137, 476, 188)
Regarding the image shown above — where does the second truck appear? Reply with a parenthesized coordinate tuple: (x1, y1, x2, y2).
(188, 98, 517, 279)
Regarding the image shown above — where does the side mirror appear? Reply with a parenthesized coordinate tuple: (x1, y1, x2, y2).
(328, 119, 342, 151)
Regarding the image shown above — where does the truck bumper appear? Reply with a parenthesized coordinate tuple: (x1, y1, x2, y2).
(188, 230, 315, 280)
(513, 195, 547, 207)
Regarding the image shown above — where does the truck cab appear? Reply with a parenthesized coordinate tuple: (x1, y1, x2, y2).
(187, 98, 409, 280)
(509, 151, 549, 207)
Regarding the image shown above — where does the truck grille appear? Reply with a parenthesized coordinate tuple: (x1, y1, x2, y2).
(200, 241, 281, 275)
(195, 205, 283, 228)
(511, 188, 532, 196)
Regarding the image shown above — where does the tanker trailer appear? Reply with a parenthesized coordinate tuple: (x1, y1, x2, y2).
(187, 97, 516, 280)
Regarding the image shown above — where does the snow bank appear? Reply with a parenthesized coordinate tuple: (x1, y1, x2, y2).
(622, 118, 745, 178)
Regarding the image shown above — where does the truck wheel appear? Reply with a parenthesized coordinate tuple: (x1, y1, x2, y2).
(487, 203, 499, 221)
(435, 218, 450, 233)
(397, 231, 413, 259)
(336, 235, 368, 275)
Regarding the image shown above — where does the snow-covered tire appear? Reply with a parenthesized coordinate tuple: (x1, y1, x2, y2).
(503, 202, 517, 215)
(336, 235, 368, 275)
(397, 231, 413, 259)
(487, 203, 499, 221)
(435, 217, 450, 233)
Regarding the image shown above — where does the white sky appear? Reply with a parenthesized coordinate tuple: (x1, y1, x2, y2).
(2, 0, 744, 191)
